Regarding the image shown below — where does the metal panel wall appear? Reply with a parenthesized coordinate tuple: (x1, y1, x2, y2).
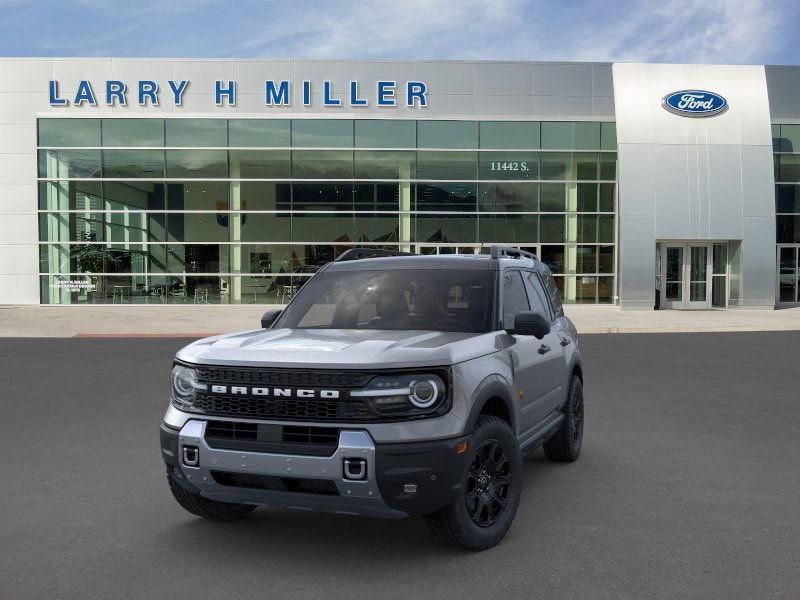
(613, 63, 776, 309)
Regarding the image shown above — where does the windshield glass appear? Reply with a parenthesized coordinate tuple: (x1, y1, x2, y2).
(275, 269, 496, 333)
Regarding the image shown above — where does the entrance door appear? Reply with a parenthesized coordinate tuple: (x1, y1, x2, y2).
(660, 243, 712, 309)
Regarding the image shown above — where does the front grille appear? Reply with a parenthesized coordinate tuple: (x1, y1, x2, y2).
(194, 394, 372, 422)
(211, 471, 339, 496)
(204, 420, 340, 456)
(196, 367, 372, 389)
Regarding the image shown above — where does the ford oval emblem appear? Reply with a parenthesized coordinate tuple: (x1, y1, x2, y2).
(662, 90, 728, 117)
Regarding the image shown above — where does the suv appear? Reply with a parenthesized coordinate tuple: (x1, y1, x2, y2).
(159, 245, 583, 550)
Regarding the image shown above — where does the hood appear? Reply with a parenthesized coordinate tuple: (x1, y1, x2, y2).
(176, 328, 502, 369)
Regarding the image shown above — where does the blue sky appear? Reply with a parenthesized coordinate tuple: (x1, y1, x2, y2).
(1, 0, 798, 65)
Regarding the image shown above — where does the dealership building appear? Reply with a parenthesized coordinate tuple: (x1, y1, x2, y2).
(0, 58, 799, 310)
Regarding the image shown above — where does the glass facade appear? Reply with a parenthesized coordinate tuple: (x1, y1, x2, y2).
(774, 124, 800, 303)
(37, 118, 617, 304)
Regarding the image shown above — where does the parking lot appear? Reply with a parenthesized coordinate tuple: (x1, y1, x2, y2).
(1, 332, 798, 600)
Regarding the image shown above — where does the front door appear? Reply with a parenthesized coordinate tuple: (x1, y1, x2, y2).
(660, 243, 712, 309)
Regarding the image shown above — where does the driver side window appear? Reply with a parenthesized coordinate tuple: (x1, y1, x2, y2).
(502, 271, 531, 330)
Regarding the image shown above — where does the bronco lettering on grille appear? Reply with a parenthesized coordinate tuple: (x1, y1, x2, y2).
(209, 385, 341, 399)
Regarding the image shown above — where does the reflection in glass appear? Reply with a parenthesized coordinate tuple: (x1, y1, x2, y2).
(103, 149, 164, 178)
(103, 119, 164, 147)
(229, 150, 290, 178)
(479, 152, 539, 180)
(229, 120, 290, 147)
(38, 149, 102, 178)
(478, 183, 538, 212)
(165, 150, 227, 178)
(417, 121, 478, 149)
(479, 122, 540, 149)
(478, 214, 538, 243)
(354, 151, 415, 179)
(39, 119, 100, 147)
(292, 120, 353, 147)
(165, 119, 227, 147)
(167, 182, 229, 211)
(415, 183, 477, 211)
(416, 151, 477, 180)
(354, 120, 416, 148)
(292, 150, 353, 178)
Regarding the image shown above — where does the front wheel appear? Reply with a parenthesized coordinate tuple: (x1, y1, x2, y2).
(424, 416, 522, 551)
(543, 375, 584, 462)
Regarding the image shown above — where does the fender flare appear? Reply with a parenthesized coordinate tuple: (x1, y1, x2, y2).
(463, 378, 518, 435)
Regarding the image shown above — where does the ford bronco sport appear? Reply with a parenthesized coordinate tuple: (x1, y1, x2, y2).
(160, 245, 584, 550)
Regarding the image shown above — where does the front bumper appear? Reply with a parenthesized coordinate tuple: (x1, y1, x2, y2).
(160, 421, 468, 519)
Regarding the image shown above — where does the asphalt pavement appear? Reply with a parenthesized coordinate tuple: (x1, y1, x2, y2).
(1, 332, 798, 599)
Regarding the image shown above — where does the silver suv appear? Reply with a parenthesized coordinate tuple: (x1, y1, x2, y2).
(159, 245, 584, 550)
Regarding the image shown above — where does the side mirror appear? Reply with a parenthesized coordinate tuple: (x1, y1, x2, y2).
(510, 311, 550, 339)
(260, 308, 283, 329)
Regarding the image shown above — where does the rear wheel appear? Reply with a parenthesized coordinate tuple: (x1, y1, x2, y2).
(167, 472, 256, 521)
(424, 416, 522, 550)
(543, 375, 584, 462)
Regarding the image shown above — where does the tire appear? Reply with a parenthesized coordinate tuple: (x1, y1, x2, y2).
(167, 472, 256, 521)
(543, 375, 584, 463)
(424, 416, 522, 551)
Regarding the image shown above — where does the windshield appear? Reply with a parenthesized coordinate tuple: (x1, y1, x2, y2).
(275, 269, 496, 333)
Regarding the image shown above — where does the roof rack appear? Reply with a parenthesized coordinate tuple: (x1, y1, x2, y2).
(335, 247, 415, 262)
(489, 245, 538, 261)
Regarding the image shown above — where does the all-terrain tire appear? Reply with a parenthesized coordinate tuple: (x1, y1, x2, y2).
(424, 416, 522, 551)
(543, 375, 584, 463)
(167, 473, 256, 521)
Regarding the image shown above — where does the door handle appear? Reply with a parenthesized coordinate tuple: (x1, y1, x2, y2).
(537, 344, 551, 355)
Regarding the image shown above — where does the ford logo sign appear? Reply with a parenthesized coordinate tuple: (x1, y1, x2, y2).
(662, 90, 728, 117)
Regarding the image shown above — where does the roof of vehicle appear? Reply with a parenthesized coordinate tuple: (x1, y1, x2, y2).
(323, 247, 546, 272)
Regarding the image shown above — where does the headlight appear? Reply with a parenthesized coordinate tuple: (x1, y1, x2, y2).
(352, 373, 447, 418)
(170, 364, 207, 412)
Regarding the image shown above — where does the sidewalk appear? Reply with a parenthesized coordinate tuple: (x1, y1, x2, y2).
(2, 304, 800, 337)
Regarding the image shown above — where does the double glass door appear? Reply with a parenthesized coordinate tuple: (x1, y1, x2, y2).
(661, 243, 712, 309)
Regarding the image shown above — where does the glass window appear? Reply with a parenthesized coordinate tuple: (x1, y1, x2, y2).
(598, 215, 614, 243)
(599, 183, 615, 212)
(167, 182, 229, 211)
(577, 215, 597, 243)
(778, 155, 800, 182)
(540, 245, 565, 274)
(241, 212, 292, 242)
(292, 150, 353, 179)
(354, 151, 415, 179)
(166, 119, 227, 147)
(292, 183, 354, 211)
(354, 183, 402, 211)
(575, 153, 599, 180)
(479, 152, 539, 179)
(355, 213, 400, 243)
(291, 120, 353, 147)
(522, 271, 551, 318)
(415, 183, 476, 211)
(541, 122, 573, 150)
(479, 122, 540, 149)
(38, 149, 102, 178)
(416, 151, 477, 179)
(355, 120, 416, 148)
(415, 214, 477, 243)
(167, 244, 221, 273)
(600, 153, 616, 180)
(478, 183, 538, 212)
(776, 185, 800, 213)
(540, 215, 566, 243)
(575, 275, 597, 303)
(239, 181, 291, 211)
(229, 150, 290, 179)
(540, 153, 571, 180)
(102, 119, 164, 147)
(539, 183, 566, 212)
(103, 150, 164, 178)
(777, 215, 799, 243)
(39, 119, 100, 147)
(38, 181, 104, 211)
(167, 213, 232, 243)
(229, 119, 290, 147)
(600, 122, 617, 151)
(713, 243, 727, 275)
(105, 181, 165, 211)
(779, 125, 800, 153)
(598, 245, 614, 273)
(576, 245, 597, 273)
(38, 212, 103, 243)
(165, 150, 227, 178)
(417, 121, 478, 149)
(577, 183, 598, 212)
(478, 214, 538, 243)
(292, 213, 354, 242)
(597, 276, 613, 303)
(573, 122, 601, 150)
(502, 271, 530, 329)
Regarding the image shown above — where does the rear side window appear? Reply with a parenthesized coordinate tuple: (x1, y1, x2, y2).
(502, 271, 530, 330)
